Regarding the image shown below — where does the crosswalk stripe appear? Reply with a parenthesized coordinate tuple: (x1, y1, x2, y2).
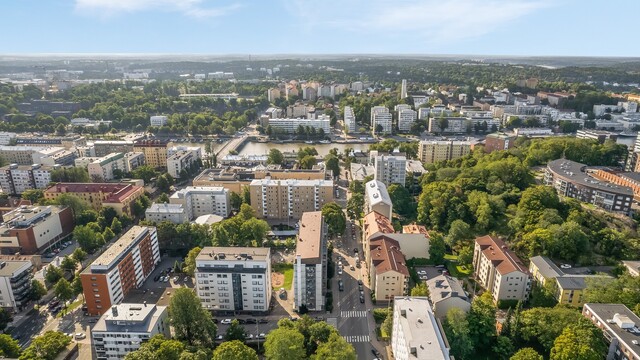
(340, 310, 367, 318)
(343, 335, 370, 343)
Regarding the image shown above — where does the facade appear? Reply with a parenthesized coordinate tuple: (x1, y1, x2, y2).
(88, 153, 130, 181)
(15, 135, 86, 149)
(93, 141, 134, 157)
(249, 179, 334, 220)
(0, 146, 48, 165)
(400, 79, 408, 99)
(583, 303, 640, 360)
(32, 147, 77, 166)
(369, 236, 409, 303)
(266, 117, 331, 134)
(577, 129, 618, 144)
(145, 203, 187, 224)
(80, 226, 160, 316)
(428, 117, 468, 134)
(133, 140, 168, 169)
(484, 133, 516, 153)
(343, 106, 356, 133)
(545, 159, 633, 215)
(426, 275, 471, 319)
(293, 212, 327, 312)
(371, 106, 392, 135)
(362, 211, 395, 266)
(0, 164, 53, 195)
(397, 109, 417, 133)
(167, 150, 199, 178)
(169, 186, 230, 220)
(149, 115, 168, 127)
(0, 132, 17, 146)
(472, 235, 531, 303)
(92, 303, 170, 360)
(0, 205, 74, 255)
(418, 140, 472, 164)
(391, 297, 452, 360)
(372, 153, 407, 186)
(193, 167, 328, 194)
(364, 180, 393, 220)
(0, 261, 33, 312)
(593, 170, 640, 202)
(44, 183, 145, 216)
(195, 247, 271, 313)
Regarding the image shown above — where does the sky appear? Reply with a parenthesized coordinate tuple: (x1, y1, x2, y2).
(1, 0, 639, 56)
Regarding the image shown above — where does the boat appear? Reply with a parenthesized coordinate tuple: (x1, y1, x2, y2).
(319, 140, 331, 144)
(304, 141, 314, 144)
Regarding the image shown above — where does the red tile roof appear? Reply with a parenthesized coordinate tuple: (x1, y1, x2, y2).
(370, 236, 409, 276)
(402, 224, 430, 237)
(475, 235, 528, 275)
(45, 183, 142, 203)
(363, 211, 394, 239)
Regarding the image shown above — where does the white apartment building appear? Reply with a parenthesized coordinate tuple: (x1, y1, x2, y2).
(0, 164, 53, 195)
(32, 147, 76, 166)
(92, 303, 170, 360)
(169, 186, 230, 220)
(371, 106, 392, 135)
(0, 261, 33, 312)
(428, 117, 469, 134)
(195, 247, 271, 312)
(294, 212, 327, 312)
(267, 116, 331, 134)
(343, 106, 356, 133)
(398, 109, 417, 132)
(400, 79, 408, 99)
(149, 115, 168, 127)
(166, 146, 202, 158)
(392, 297, 452, 360)
(88, 153, 130, 181)
(372, 152, 407, 186)
(167, 150, 199, 178)
(418, 140, 472, 164)
(473, 235, 531, 303)
(418, 108, 430, 120)
(145, 203, 187, 224)
(364, 179, 393, 220)
(0, 132, 16, 146)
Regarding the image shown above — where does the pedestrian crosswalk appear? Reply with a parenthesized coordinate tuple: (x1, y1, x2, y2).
(340, 310, 368, 318)
(343, 335, 370, 343)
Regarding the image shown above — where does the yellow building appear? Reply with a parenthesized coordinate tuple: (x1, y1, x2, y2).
(44, 183, 145, 216)
(418, 140, 472, 164)
(133, 140, 168, 169)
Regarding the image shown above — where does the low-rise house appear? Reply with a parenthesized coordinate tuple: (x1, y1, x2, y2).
(426, 274, 471, 319)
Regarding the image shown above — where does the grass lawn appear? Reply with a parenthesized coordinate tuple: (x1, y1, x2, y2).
(272, 263, 294, 290)
(444, 254, 473, 278)
(56, 298, 83, 318)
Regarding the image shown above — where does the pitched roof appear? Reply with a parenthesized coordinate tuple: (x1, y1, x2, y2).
(369, 236, 409, 276)
(426, 274, 469, 304)
(45, 183, 142, 203)
(363, 211, 394, 240)
(402, 224, 430, 237)
(530, 255, 563, 279)
(475, 235, 528, 275)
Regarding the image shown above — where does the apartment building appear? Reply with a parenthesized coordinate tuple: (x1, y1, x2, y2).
(343, 106, 356, 133)
(397, 109, 417, 133)
(32, 147, 77, 166)
(371, 106, 392, 135)
(0, 164, 53, 195)
(426, 275, 471, 319)
(149, 115, 169, 126)
(364, 180, 393, 220)
(145, 203, 187, 224)
(15, 135, 86, 150)
(294, 212, 327, 312)
(133, 140, 168, 169)
(428, 117, 468, 134)
(369, 236, 409, 303)
(44, 183, 145, 216)
(80, 226, 160, 316)
(545, 159, 633, 215)
(193, 167, 328, 194)
(372, 152, 407, 186)
(167, 150, 199, 178)
(88, 153, 129, 181)
(169, 186, 230, 220)
(593, 170, 640, 202)
(0, 205, 74, 255)
(583, 303, 640, 360)
(472, 235, 531, 303)
(418, 140, 472, 163)
(0, 260, 33, 312)
(484, 133, 516, 153)
(0, 146, 52, 165)
(249, 179, 334, 220)
(0, 132, 16, 146)
(362, 211, 395, 265)
(265, 117, 331, 134)
(391, 297, 452, 360)
(93, 140, 134, 157)
(92, 303, 170, 360)
(195, 247, 271, 313)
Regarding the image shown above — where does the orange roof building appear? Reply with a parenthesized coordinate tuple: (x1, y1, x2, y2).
(44, 183, 145, 216)
(369, 236, 409, 303)
(363, 211, 395, 264)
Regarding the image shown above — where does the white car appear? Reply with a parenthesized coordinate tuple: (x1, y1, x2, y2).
(338, 268, 343, 275)
(220, 319, 232, 324)
(560, 264, 572, 269)
(75, 333, 86, 340)
(246, 334, 254, 339)
(417, 270, 427, 275)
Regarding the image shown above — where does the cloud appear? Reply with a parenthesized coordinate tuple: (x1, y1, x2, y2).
(74, 0, 241, 19)
(284, 0, 552, 45)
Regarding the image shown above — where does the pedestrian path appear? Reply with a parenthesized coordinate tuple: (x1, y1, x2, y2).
(340, 310, 368, 318)
(343, 334, 371, 343)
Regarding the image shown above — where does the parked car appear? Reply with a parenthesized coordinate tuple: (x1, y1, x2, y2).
(216, 335, 223, 340)
(359, 295, 365, 303)
(338, 280, 344, 291)
(75, 333, 86, 340)
(338, 268, 343, 275)
(357, 279, 363, 286)
(417, 270, 427, 275)
(257, 333, 266, 339)
(246, 334, 254, 340)
(350, 265, 355, 271)
(220, 319, 232, 324)
(245, 318, 257, 324)
(183, 276, 189, 282)
(560, 264, 572, 269)
(237, 319, 246, 324)
(358, 284, 363, 291)
(258, 319, 268, 324)
(354, 248, 358, 254)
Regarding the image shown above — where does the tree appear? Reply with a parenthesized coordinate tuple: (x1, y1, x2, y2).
(73, 225, 100, 253)
(325, 154, 340, 178)
(50, 167, 90, 182)
(387, 184, 417, 219)
(103, 226, 115, 241)
(0, 334, 21, 358)
(467, 292, 496, 353)
(21, 189, 44, 204)
(445, 220, 472, 250)
(131, 165, 158, 183)
(267, 148, 284, 165)
(44, 265, 64, 285)
(510, 348, 543, 360)
(110, 217, 123, 234)
(321, 202, 346, 237)
(381, 310, 393, 339)
(156, 175, 170, 193)
(19, 331, 71, 360)
(183, 247, 201, 277)
(60, 256, 77, 273)
(443, 308, 473, 360)
(212, 340, 258, 360)
(29, 280, 47, 302)
(157, 193, 170, 203)
(124, 334, 187, 360)
(264, 327, 306, 360)
(312, 332, 356, 360)
(132, 198, 147, 217)
(71, 276, 83, 296)
(428, 232, 446, 264)
(411, 283, 429, 296)
(50, 194, 90, 218)
(519, 306, 582, 352)
(169, 288, 217, 347)
(550, 318, 606, 360)
(346, 193, 364, 221)
(299, 155, 316, 169)
(437, 117, 449, 133)
(230, 192, 242, 210)
(493, 336, 514, 360)
(55, 124, 66, 136)
(76, 210, 98, 225)
(72, 248, 87, 263)
(0, 309, 12, 333)
(54, 279, 73, 304)
(224, 319, 247, 341)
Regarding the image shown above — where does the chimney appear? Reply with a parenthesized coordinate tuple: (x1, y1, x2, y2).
(112, 306, 118, 317)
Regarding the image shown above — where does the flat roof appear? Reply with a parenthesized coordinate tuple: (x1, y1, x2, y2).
(146, 203, 184, 214)
(296, 211, 324, 263)
(365, 180, 392, 207)
(89, 226, 152, 270)
(92, 304, 167, 333)
(584, 303, 640, 359)
(45, 183, 143, 202)
(0, 260, 31, 277)
(393, 297, 450, 359)
(547, 159, 634, 195)
(196, 247, 270, 262)
(250, 179, 333, 187)
(170, 186, 227, 199)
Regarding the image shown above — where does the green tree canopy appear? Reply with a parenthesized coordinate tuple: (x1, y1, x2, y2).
(550, 318, 606, 360)
(211, 340, 258, 360)
(224, 319, 247, 342)
(264, 327, 306, 360)
(321, 202, 346, 237)
(267, 148, 284, 165)
(510, 348, 543, 360)
(311, 332, 356, 360)
(19, 331, 71, 360)
(169, 288, 217, 347)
